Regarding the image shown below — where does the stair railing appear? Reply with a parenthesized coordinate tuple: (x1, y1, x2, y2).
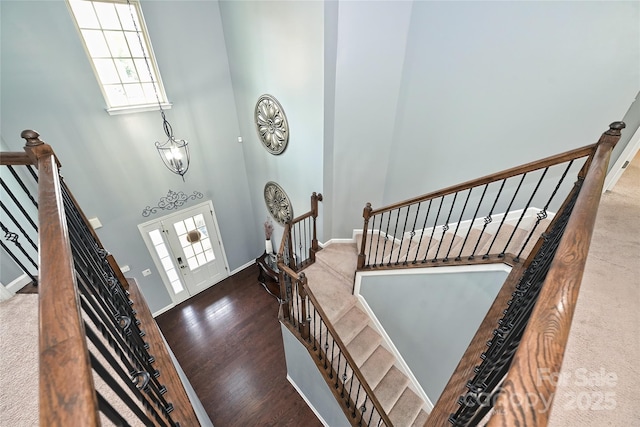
(277, 263, 393, 426)
(421, 122, 624, 426)
(277, 192, 323, 271)
(1, 130, 200, 426)
(357, 140, 601, 270)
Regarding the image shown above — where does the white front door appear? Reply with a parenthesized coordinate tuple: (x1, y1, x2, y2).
(139, 201, 229, 304)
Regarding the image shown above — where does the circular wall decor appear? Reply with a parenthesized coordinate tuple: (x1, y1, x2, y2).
(255, 94, 289, 155)
(264, 181, 293, 225)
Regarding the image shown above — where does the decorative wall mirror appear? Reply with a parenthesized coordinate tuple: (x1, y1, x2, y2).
(255, 94, 289, 155)
(264, 181, 293, 225)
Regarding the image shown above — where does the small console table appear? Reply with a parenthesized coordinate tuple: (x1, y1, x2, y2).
(256, 251, 280, 301)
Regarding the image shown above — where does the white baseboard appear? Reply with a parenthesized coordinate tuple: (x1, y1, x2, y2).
(6, 273, 32, 293)
(286, 374, 331, 427)
(231, 259, 256, 276)
(152, 302, 175, 318)
(321, 238, 355, 247)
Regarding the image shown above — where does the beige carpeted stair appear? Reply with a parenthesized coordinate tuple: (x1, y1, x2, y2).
(304, 243, 430, 426)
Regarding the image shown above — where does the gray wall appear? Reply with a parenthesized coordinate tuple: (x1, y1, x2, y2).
(281, 323, 349, 427)
(328, 0, 639, 238)
(219, 1, 325, 244)
(359, 268, 509, 401)
(0, 0, 256, 312)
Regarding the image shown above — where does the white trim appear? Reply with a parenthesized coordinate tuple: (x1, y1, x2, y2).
(106, 102, 172, 116)
(355, 294, 434, 412)
(231, 259, 256, 276)
(320, 238, 355, 247)
(138, 200, 231, 305)
(604, 124, 640, 192)
(352, 263, 512, 414)
(5, 273, 32, 293)
(152, 302, 175, 318)
(286, 374, 331, 427)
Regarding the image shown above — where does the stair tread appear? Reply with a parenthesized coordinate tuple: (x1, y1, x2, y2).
(316, 243, 358, 283)
(373, 366, 410, 412)
(389, 387, 424, 427)
(360, 346, 396, 389)
(347, 325, 382, 366)
(412, 408, 430, 427)
(334, 306, 369, 344)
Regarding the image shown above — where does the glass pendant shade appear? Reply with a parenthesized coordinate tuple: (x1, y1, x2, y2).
(156, 136, 189, 179)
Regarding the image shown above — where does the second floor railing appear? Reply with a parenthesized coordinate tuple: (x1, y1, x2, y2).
(357, 143, 598, 270)
(1, 130, 200, 426)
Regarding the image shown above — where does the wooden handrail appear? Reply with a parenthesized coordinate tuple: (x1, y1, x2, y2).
(23, 133, 100, 427)
(303, 281, 393, 426)
(486, 122, 624, 425)
(367, 144, 595, 217)
(0, 151, 33, 165)
(17, 129, 200, 426)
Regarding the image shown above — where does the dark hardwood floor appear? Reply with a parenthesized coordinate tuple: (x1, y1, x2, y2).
(156, 264, 323, 427)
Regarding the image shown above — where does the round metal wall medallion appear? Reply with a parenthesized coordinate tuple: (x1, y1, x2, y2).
(255, 94, 289, 155)
(264, 181, 293, 225)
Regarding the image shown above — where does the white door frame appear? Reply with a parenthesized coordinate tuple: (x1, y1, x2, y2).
(138, 200, 230, 304)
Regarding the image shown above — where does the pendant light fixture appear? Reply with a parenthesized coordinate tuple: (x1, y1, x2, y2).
(127, 0, 190, 180)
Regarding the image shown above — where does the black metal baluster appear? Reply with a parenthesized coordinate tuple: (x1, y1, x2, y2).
(516, 160, 575, 261)
(395, 206, 411, 265)
(483, 174, 526, 258)
(0, 202, 38, 250)
(423, 196, 444, 263)
(387, 208, 402, 266)
(446, 188, 472, 262)
(413, 199, 432, 264)
(373, 213, 384, 267)
(404, 202, 421, 266)
(329, 341, 336, 379)
(460, 184, 488, 261)
(381, 211, 393, 263)
(0, 179, 38, 232)
(352, 383, 362, 417)
(6, 165, 38, 208)
(89, 354, 170, 427)
(502, 168, 549, 258)
(469, 180, 506, 260)
(96, 392, 132, 427)
(366, 214, 377, 267)
(433, 192, 458, 262)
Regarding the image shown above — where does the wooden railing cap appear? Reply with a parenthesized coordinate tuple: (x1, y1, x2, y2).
(21, 129, 44, 146)
(605, 121, 625, 136)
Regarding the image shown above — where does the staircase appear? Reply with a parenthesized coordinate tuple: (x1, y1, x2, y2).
(301, 211, 549, 426)
(279, 122, 624, 427)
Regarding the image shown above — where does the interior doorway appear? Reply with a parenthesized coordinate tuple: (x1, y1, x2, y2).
(138, 201, 229, 305)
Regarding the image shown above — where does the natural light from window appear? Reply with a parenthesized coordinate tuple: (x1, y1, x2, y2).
(67, 0, 169, 113)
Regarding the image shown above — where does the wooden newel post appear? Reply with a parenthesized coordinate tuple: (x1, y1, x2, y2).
(310, 192, 323, 262)
(298, 273, 310, 341)
(357, 203, 372, 269)
(277, 253, 290, 320)
(286, 221, 295, 270)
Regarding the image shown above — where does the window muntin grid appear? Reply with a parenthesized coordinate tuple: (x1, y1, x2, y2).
(173, 214, 216, 271)
(148, 229, 184, 294)
(68, 0, 168, 111)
